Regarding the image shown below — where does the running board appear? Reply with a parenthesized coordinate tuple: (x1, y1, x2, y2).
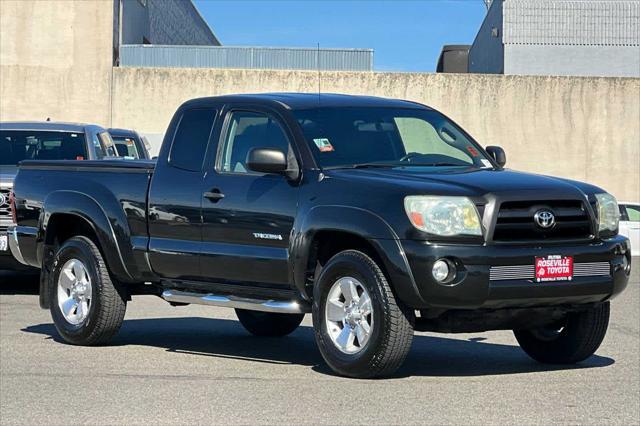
(161, 290, 311, 314)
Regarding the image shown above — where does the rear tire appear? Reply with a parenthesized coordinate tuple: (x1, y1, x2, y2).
(235, 309, 304, 337)
(514, 302, 610, 364)
(49, 236, 126, 345)
(313, 250, 414, 379)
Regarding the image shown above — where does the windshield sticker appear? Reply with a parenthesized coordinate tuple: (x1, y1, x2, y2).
(466, 146, 479, 157)
(71, 134, 78, 138)
(313, 138, 334, 153)
(481, 159, 493, 168)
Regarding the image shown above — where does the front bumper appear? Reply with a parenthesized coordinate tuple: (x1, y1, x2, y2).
(399, 235, 631, 310)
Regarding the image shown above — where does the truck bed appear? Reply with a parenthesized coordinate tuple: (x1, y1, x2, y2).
(13, 159, 155, 281)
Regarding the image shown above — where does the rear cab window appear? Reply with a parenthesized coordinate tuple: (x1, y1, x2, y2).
(1, 130, 88, 164)
(169, 108, 217, 171)
(112, 136, 141, 159)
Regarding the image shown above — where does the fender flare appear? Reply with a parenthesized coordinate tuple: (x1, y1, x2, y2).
(292, 205, 425, 305)
(40, 190, 136, 283)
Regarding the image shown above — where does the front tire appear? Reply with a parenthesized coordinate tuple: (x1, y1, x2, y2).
(313, 250, 414, 379)
(514, 302, 610, 364)
(49, 236, 127, 345)
(235, 309, 304, 337)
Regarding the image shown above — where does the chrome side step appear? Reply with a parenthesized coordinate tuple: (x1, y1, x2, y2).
(161, 289, 311, 314)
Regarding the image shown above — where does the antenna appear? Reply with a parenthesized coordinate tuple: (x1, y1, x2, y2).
(317, 42, 321, 104)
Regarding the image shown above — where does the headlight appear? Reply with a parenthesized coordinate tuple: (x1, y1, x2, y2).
(595, 193, 619, 235)
(404, 196, 482, 237)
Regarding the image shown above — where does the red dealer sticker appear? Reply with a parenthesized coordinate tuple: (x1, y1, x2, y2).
(535, 255, 573, 282)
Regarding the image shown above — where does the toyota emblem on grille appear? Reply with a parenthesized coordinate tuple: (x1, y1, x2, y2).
(534, 209, 556, 229)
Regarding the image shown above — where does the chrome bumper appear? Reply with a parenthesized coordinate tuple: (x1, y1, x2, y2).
(7, 225, 28, 265)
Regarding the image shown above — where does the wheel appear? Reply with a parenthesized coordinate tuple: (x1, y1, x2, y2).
(312, 250, 414, 379)
(514, 302, 610, 364)
(49, 236, 127, 345)
(235, 309, 304, 337)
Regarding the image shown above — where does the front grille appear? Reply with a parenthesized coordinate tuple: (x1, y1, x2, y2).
(492, 199, 593, 243)
(573, 262, 611, 277)
(0, 188, 11, 232)
(490, 262, 610, 281)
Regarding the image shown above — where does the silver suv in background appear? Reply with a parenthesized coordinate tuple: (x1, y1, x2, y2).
(0, 121, 118, 270)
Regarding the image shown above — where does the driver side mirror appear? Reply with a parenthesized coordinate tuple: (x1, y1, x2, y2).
(246, 147, 288, 175)
(486, 146, 506, 167)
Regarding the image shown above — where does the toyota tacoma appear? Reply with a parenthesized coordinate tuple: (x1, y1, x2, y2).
(8, 94, 631, 378)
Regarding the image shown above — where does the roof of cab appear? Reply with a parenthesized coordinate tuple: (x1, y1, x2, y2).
(107, 128, 139, 137)
(181, 93, 430, 111)
(0, 121, 102, 132)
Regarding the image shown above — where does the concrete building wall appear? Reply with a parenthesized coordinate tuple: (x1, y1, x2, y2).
(147, 0, 220, 46)
(111, 68, 640, 201)
(120, 0, 220, 46)
(505, 45, 640, 77)
(468, 0, 504, 74)
(0, 0, 114, 125)
(121, 0, 151, 45)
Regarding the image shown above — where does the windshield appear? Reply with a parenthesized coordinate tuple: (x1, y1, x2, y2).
(294, 107, 493, 169)
(111, 135, 142, 159)
(1, 130, 88, 165)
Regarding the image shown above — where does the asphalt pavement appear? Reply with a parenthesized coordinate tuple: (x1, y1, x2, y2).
(1, 265, 638, 425)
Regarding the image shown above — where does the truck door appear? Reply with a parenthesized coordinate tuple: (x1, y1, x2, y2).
(200, 108, 300, 287)
(148, 108, 218, 280)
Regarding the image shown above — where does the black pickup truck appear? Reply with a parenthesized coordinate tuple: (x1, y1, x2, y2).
(8, 94, 631, 378)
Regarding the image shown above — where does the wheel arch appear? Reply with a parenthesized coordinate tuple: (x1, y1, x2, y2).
(40, 191, 135, 283)
(293, 205, 424, 305)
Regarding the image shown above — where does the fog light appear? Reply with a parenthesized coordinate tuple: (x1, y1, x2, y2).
(432, 259, 451, 282)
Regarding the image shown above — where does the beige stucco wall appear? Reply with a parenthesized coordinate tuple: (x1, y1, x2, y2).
(0, 0, 113, 125)
(112, 68, 640, 201)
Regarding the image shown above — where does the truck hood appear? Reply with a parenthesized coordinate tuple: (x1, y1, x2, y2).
(325, 167, 605, 198)
(0, 165, 17, 187)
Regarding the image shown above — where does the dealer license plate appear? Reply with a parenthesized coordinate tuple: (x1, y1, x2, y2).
(535, 255, 573, 282)
(0, 235, 7, 252)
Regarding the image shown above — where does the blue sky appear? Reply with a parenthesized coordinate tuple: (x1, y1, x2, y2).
(193, 0, 488, 72)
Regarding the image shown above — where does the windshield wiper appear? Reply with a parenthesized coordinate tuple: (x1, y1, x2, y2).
(325, 162, 477, 170)
(324, 163, 397, 170)
(410, 162, 467, 167)
(352, 163, 399, 169)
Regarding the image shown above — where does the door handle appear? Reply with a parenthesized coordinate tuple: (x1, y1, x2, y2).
(204, 189, 225, 202)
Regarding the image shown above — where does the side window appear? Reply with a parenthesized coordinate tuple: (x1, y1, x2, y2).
(219, 111, 293, 174)
(99, 132, 117, 157)
(92, 133, 106, 159)
(626, 206, 640, 222)
(169, 108, 217, 171)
